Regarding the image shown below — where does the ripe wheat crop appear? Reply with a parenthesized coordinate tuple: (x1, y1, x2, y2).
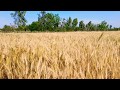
(0, 31, 120, 79)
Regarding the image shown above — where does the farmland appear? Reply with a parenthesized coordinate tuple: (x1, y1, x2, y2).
(0, 31, 120, 79)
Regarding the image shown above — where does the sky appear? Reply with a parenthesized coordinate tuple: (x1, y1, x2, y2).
(0, 11, 120, 28)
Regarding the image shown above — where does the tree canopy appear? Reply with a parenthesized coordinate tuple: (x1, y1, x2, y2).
(1, 11, 119, 32)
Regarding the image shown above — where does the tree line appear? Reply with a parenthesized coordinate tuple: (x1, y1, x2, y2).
(1, 11, 120, 32)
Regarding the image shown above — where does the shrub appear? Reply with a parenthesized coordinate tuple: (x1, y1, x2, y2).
(2, 25, 14, 32)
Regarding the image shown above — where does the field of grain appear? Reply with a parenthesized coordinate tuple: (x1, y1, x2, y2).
(0, 31, 120, 79)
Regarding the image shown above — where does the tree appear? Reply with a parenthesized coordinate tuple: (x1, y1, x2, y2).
(67, 17, 72, 28)
(86, 21, 92, 31)
(11, 11, 27, 31)
(38, 11, 46, 21)
(46, 13, 61, 31)
(92, 24, 98, 31)
(53, 14, 60, 29)
(28, 21, 39, 32)
(72, 18, 78, 30)
(90, 24, 97, 31)
(97, 21, 109, 31)
(38, 11, 47, 31)
(79, 21, 85, 31)
(2, 25, 13, 32)
(44, 13, 54, 31)
(38, 12, 61, 32)
(110, 25, 112, 29)
(64, 17, 72, 31)
(60, 18, 67, 31)
(61, 18, 66, 27)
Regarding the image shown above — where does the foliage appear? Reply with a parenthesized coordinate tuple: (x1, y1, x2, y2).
(72, 18, 78, 29)
(1, 11, 120, 32)
(11, 11, 27, 31)
(2, 25, 14, 32)
(28, 21, 39, 32)
(97, 21, 109, 31)
(79, 21, 85, 31)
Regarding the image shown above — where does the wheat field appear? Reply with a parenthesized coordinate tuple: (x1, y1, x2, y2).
(0, 31, 120, 79)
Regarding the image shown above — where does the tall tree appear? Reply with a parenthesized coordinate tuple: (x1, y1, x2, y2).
(86, 21, 92, 31)
(38, 11, 47, 31)
(61, 18, 67, 31)
(72, 18, 78, 30)
(45, 13, 55, 31)
(28, 21, 39, 32)
(64, 17, 72, 31)
(79, 21, 85, 31)
(97, 21, 109, 31)
(53, 14, 60, 29)
(11, 11, 27, 31)
(110, 25, 112, 29)
(38, 12, 61, 31)
(67, 17, 72, 27)
(38, 11, 46, 21)
(62, 18, 66, 27)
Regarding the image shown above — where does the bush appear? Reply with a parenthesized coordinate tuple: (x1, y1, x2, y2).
(2, 25, 14, 32)
(28, 22, 40, 32)
(74, 27, 79, 31)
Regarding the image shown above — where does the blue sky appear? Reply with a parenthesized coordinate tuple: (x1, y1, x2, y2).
(0, 11, 120, 28)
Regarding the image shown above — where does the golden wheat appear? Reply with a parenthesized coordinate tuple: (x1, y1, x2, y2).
(0, 31, 120, 79)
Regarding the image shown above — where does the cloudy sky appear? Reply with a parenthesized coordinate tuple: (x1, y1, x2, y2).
(0, 11, 120, 28)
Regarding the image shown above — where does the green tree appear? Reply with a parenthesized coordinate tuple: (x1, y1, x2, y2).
(38, 12, 61, 32)
(110, 25, 112, 29)
(92, 24, 98, 31)
(53, 14, 60, 30)
(45, 13, 54, 31)
(79, 21, 85, 31)
(11, 11, 27, 31)
(45, 13, 60, 31)
(60, 18, 67, 31)
(97, 21, 109, 31)
(28, 21, 39, 32)
(38, 11, 46, 21)
(64, 17, 72, 31)
(72, 18, 78, 30)
(2, 25, 13, 32)
(67, 17, 72, 27)
(90, 24, 97, 31)
(86, 21, 92, 31)
(38, 11, 47, 31)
